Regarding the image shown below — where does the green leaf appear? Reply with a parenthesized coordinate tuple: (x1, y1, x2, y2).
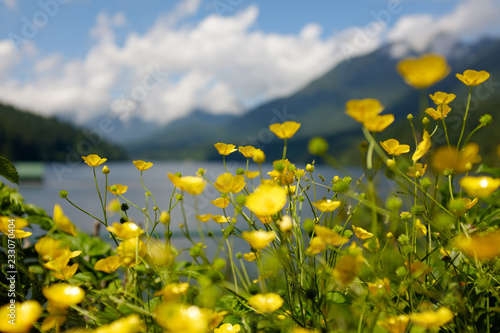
(69, 272, 96, 284)
(476, 164, 500, 177)
(0, 157, 19, 184)
(26, 216, 54, 230)
(326, 291, 346, 304)
(86, 238, 112, 257)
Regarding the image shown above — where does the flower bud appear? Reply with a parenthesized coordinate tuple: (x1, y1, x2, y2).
(102, 165, 110, 174)
(407, 114, 413, 121)
(306, 163, 314, 172)
(308, 137, 329, 155)
(59, 190, 68, 199)
(253, 149, 265, 163)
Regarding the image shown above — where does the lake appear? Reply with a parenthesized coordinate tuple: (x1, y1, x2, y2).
(11, 160, 397, 243)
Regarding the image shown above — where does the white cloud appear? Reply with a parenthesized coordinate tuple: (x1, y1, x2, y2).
(387, 0, 500, 56)
(0, 40, 19, 75)
(1, 0, 16, 10)
(1, 0, 497, 125)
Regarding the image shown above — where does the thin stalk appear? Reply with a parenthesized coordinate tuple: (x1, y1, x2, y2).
(457, 86, 473, 150)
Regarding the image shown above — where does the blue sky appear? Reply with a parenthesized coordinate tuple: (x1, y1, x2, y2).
(1, 0, 499, 124)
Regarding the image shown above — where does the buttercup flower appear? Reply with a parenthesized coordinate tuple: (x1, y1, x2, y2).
(107, 222, 144, 239)
(0, 216, 32, 239)
(214, 143, 237, 155)
(35, 237, 81, 262)
(155, 302, 210, 333)
(253, 149, 266, 163)
(108, 184, 128, 195)
(214, 323, 241, 333)
(429, 91, 456, 105)
(117, 237, 147, 267)
(214, 173, 246, 193)
(133, 160, 153, 171)
(311, 199, 341, 212)
(415, 219, 427, 236)
(377, 315, 409, 333)
(248, 293, 284, 313)
(333, 254, 365, 286)
(245, 184, 287, 216)
(168, 173, 206, 195)
(410, 307, 454, 329)
(367, 278, 391, 296)
(53, 204, 77, 236)
(94, 314, 145, 333)
(242, 230, 276, 250)
(81, 154, 107, 167)
(43, 284, 85, 308)
(459, 176, 500, 198)
(0, 300, 42, 333)
(154, 282, 190, 300)
(243, 252, 259, 262)
(315, 225, 349, 246)
(211, 197, 230, 209)
(363, 114, 394, 132)
(196, 214, 212, 222)
(345, 99, 384, 122)
(406, 163, 427, 178)
(431, 143, 481, 174)
(456, 69, 490, 86)
(238, 146, 257, 158)
(425, 105, 451, 120)
(352, 225, 373, 240)
(380, 139, 410, 156)
(454, 230, 500, 260)
(306, 237, 327, 255)
(212, 215, 230, 223)
(94, 255, 121, 273)
(412, 130, 431, 162)
(245, 170, 260, 179)
(269, 121, 301, 139)
(397, 53, 450, 89)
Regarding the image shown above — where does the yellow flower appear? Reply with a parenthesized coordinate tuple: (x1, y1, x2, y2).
(406, 163, 427, 178)
(279, 215, 293, 232)
(345, 98, 384, 122)
(107, 222, 144, 239)
(363, 114, 394, 132)
(431, 143, 481, 174)
(429, 91, 456, 105)
(0, 216, 32, 239)
(102, 165, 110, 174)
(412, 130, 431, 162)
(53, 204, 77, 236)
(211, 197, 230, 209)
(242, 230, 276, 250)
(159, 211, 171, 224)
(94, 255, 121, 273)
(155, 302, 210, 333)
(352, 225, 373, 240)
(106, 198, 121, 214)
(377, 315, 409, 333)
(245, 184, 287, 216)
(311, 199, 341, 212)
(248, 293, 284, 313)
(41, 314, 66, 332)
(81, 154, 107, 167)
(214, 323, 241, 333)
(35, 237, 81, 261)
(380, 139, 410, 156)
(108, 184, 128, 195)
(146, 240, 174, 267)
(117, 237, 147, 267)
(306, 237, 327, 255)
(367, 278, 391, 296)
(415, 219, 427, 236)
(454, 230, 500, 260)
(238, 146, 257, 158)
(214, 173, 246, 193)
(133, 160, 153, 171)
(397, 53, 450, 89)
(269, 121, 301, 139)
(456, 69, 490, 86)
(410, 307, 454, 329)
(196, 214, 212, 222)
(333, 254, 364, 286)
(168, 173, 206, 195)
(43, 284, 85, 308)
(463, 197, 478, 210)
(245, 170, 260, 179)
(95, 314, 145, 333)
(154, 282, 190, 300)
(212, 215, 230, 223)
(0, 300, 42, 333)
(253, 149, 266, 163)
(292, 328, 320, 333)
(363, 238, 380, 252)
(214, 143, 237, 155)
(459, 176, 500, 198)
(407, 261, 433, 278)
(315, 225, 349, 246)
(425, 104, 451, 120)
(243, 252, 259, 262)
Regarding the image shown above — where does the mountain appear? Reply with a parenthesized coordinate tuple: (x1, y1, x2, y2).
(0, 103, 127, 161)
(83, 115, 162, 145)
(128, 37, 500, 165)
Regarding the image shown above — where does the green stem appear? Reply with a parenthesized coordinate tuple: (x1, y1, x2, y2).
(457, 86, 473, 150)
(282, 138, 288, 160)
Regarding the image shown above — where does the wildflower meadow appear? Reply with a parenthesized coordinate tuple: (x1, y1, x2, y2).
(1, 54, 499, 333)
